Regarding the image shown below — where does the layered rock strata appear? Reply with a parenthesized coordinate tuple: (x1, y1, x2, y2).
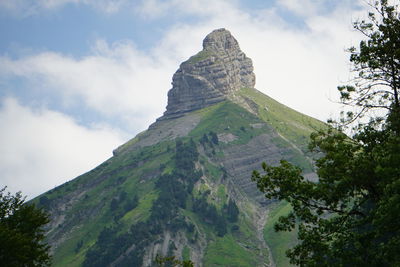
(163, 28, 255, 118)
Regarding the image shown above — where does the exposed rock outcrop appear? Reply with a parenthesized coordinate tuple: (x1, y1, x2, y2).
(162, 28, 256, 119)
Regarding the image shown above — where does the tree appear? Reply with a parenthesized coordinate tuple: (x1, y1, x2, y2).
(155, 255, 194, 267)
(0, 187, 51, 266)
(253, 122, 400, 266)
(338, 0, 400, 123)
(226, 199, 239, 222)
(252, 1, 400, 266)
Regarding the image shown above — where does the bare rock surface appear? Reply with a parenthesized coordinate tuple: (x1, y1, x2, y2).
(114, 112, 201, 155)
(217, 132, 238, 143)
(162, 28, 255, 119)
(221, 134, 290, 203)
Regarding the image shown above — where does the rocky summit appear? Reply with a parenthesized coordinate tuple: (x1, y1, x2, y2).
(33, 29, 326, 267)
(163, 28, 255, 119)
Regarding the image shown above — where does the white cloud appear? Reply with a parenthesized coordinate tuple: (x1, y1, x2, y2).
(85, 0, 129, 13)
(277, 0, 321, 16)
(277, 0, 364, 17)
(0, 0, 129, 16)
(136, 0, 175, 19)
(239, 1, 366, 120)
(0, 98, 126, 199)
(0, 39, 176, 132)
(133, 0, 365, 121)
(136, 0, 240, 19)
(0, 0, 367, 131)
(0, 0, 372, 198)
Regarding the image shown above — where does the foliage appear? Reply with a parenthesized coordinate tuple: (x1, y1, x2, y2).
(0, 187, 51, 266)
(155, 255, 194, 267)
(263, 202, 297, 267)
(225, 199, 239, 223)
(151, 138, 202, 222)
(338, 0, 400, 123)
(253, 1, 400, 266)
(209, 131, 219, 145)
(192, 194, 227, 237)
(190, 101, 270, 146)
(83, 139, 201, 266)
(239, 87, 327, 155)
(253, 116, 400, 265)
(110, 191, 139, 221)
(203, 234, 258, 267)
(191, 195, 237, 238)
(83, 223, 151, 267)
(187, 50, 213, 64)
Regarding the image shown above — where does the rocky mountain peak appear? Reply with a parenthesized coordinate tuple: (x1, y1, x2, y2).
(202, 28, 240, 52)
(162, 28, 256, 119)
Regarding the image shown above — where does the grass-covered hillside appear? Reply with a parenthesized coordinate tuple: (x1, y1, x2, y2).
(33, 89, 326, 267)
(239, 87, 327, 153)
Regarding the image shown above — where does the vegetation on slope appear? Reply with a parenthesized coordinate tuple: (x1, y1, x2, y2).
(33, 86, 326, 266)
(0, 187, 51, 266)
(253, 1, 400, 265)
(264, 202, 297, 267)
(82, 139, 202, 266)
(190, 101, 272, 145)
(203, 234, 257, 267)
(192, 100, 314, 172)
(34, 140, 174, 266)
(38, 132, 253, 266)
(239, 87, 327, 154)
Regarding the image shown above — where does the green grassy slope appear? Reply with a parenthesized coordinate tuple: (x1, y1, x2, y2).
(35, 135, 261, 266)
(190, 99, 316, 172)
(264, 202, 297, 267)
(35, 140, 174, 266)
(239, 87, 327, 153)
(33, 90, 324, 266)
(189, 101, 272, 143)
(204, 234, 257, 267)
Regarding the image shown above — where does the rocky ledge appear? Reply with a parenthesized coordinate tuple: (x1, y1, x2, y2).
(162, 28, 256, 119)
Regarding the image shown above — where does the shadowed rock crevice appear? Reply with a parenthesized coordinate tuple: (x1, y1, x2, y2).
(162, 28, 255, 119)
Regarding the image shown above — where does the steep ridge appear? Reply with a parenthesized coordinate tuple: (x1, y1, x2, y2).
(163, 28, 255, 119)
(33, 29, 326, 267)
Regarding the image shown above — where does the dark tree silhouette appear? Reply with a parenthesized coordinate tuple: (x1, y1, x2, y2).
(0, 187, 51, 266)
(253, 1, 400, 265)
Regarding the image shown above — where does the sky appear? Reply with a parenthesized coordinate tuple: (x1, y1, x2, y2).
(0, 0, 368, 199)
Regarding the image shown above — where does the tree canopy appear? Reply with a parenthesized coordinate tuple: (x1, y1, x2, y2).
(0, 187, 51, 266)
(338, 0, 400, 123)
(155, 255, 194, 267)
(252, 1, 400, 266)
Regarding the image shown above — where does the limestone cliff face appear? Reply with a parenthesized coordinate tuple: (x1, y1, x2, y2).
(163, 28, 256, 118)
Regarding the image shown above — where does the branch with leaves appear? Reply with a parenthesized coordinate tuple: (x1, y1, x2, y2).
(338, 0, 400, 124)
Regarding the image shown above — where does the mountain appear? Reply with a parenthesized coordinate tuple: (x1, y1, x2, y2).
(34, 28, 326, 267)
